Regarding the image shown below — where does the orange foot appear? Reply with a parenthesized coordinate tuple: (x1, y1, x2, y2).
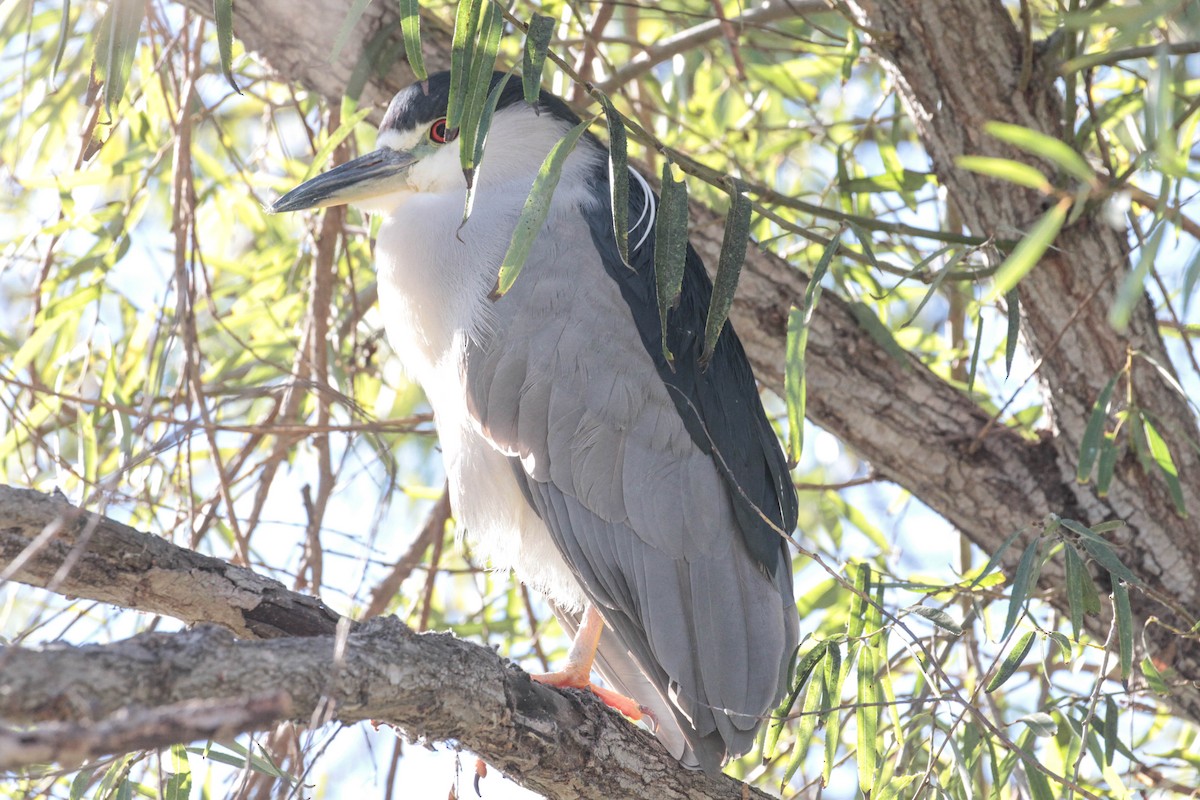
(532, 668, 649, 722)
(531, 606, 653, 725)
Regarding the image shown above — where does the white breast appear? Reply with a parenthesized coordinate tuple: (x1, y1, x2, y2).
(373, 174, 591, 608)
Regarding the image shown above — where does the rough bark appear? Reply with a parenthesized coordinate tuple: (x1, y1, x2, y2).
(0, 487, 342, 639)
(0, 695, 293, 771)
(0, 486, 768, 800)
(845, 0, 1200, 712)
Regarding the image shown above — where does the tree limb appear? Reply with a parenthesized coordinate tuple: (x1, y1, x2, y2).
(595, 0, 829, 91)
(0, 486, 341, 640)
(0, 485, 770, 799)
(0, 694, 293, 771)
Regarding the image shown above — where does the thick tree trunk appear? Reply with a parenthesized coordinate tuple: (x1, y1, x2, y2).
(845, 0, 1200, 717)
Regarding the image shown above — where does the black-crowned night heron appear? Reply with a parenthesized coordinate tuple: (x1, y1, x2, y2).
(271, 71, 798, 773)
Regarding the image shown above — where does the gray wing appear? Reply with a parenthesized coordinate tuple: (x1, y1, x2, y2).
(466, 206, 796, 771)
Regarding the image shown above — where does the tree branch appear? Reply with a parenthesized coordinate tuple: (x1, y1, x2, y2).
(0, 694, 292, 771)
(0, 486, 342, 640)
(0, 486, 770, 799)
(595, 0, 829, 91)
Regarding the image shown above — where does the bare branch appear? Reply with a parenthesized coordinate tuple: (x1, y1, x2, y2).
(596, 0, 829, 91)
(0, 694, 292, 771)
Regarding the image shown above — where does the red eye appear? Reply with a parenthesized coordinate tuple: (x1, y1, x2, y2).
(430, 118, 457, 143)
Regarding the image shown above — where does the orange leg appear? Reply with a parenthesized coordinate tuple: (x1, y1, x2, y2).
(531, 606, 650, 723)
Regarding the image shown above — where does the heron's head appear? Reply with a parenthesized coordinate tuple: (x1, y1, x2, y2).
(269, 71, 588, 216)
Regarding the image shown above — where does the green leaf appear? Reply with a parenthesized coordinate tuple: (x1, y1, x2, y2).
(446, 0, 484, 133)
(848, 562, 870, 641)
(522, 14, 555, 104)
(458, 0, 503, 180)
(1048, 631, 1073, 665)
(877, 775, 920, 800)
(1003, 537, 1041, 640)
(1140, 656, 1170, 695)
(702, 180, 751, 363)
(1182, 245, 1200, 314)
(1060, 517, 1142, 586)
(1064, 542, 1094, 640)
(956, 155, 1052, 191)
(494, 117, 593, 298)
(967, 312, 984, 394)
(470, 71, 512, 169)
(599, 95, 630, 265)
(767, 641, 826, 759)
(901, 247, 968, 327)
(907, 605, 963, 636)
(69, 767, 96, 800)
(1103, 697, 1118, 767)
(12, 314, 73, 373)
(164, 744, 193, 800)
(1022, 753, 1051, 800)
(399, 0, 427, 82)
(1139, 413, 1187, 516)
(784, 239, 834, 465)
(653, 161, 689, 363)
(987, 630, 1036, 692)
(1077, 372, 1119, 482)
(984, 121, 1095, 185)
(1109, 220, 1164, 332)
(51, 0, 74, 89)
(856, 644, 878, 797)
(1096, 430, 1120, 495)
(848, 300, 910, 366)
(822, 638, 847, 785)
(1004, 289, 1020, 377)
(329, 0, 374, 64)
(1112, 580, 1133, 685)
(841, 25, 858, 82)
(213, 0, 240, 93)
(987, 196, 1070, 300)
(461, 71, 513, 223)
(824, 638, 843, 702)
(841, 169, 930, 194)
(781, 666, 825, 787)
(970, 525, 1027, 590)
(94, 0, 145, 114)
(1017, 711, 1058, 738)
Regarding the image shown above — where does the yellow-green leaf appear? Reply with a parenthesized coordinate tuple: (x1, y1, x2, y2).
(957, 155, 1052, 192)
(988, 630, 1036, 692)
(984, 121, 1095, 185)
(987, 195, 1071, 301)
(494, 118, 594, 297)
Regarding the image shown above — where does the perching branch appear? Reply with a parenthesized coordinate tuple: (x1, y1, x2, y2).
(0, 485, 770, 800)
